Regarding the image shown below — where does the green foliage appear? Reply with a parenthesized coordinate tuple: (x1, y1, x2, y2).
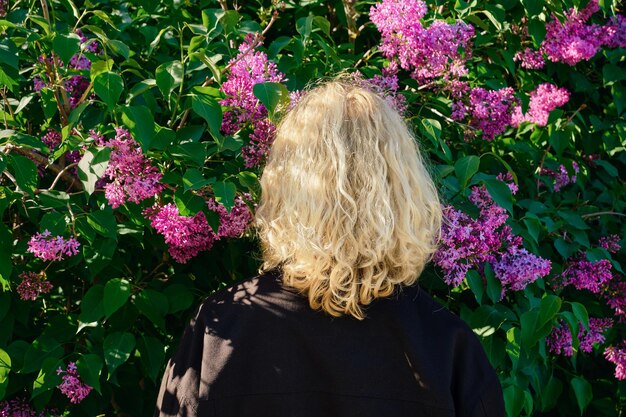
(0, 0, 624, 416)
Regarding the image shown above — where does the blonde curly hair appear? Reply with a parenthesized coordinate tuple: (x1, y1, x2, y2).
(254, 77, 442, 320)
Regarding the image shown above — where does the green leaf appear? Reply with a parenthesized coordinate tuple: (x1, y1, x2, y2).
(466, 269, 484, 304)
(455, 155, 480, 189)
(252, 82, 290, 120)
(522, 0, 544, 16)
(171, 142, 207, 167)
(87, 209, 118, 239)
(79, 285, 105, 323)
(213, 181, 237, 212)
(94, 71, 124, 109)
(603, 64, 626, 85)
(0, 40, 19, 69)
(528, 18, 547, 47)
(570, 377, 592, 415)
(40, 211, 67, 235)
(484, 179, 513, 214)
(174, 188, 207, 216)
(8, 154, 37, 196)
(183, 168, 214, 192)
(504, 385, 525, 417)
(103, 332, 135, 376)
(540, 376, 562, 411)
(485, 263, 502, 303)
(107, 39, 130, 60)
(191, 92, 223, 140)
(31, 357, 62, 400)
(155, 61, 184, 100)
(570, 302, 589, 331)
(164, 284, 194, 313)
(77, 146, 111, 196)
(103, 278, 131, 319)
(134, 289, 169, 330)
(52, 33, 81, 64)
(0, 348, 10, 398)
(121, 106, 155, 151)
(76, 354, 103, 393)
(137, 336, 165, 382)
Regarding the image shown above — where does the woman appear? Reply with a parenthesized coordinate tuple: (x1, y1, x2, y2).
(155, 78, 505, 417)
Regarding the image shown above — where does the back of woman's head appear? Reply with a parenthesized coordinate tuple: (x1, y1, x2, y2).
(255, 77, 442, 319)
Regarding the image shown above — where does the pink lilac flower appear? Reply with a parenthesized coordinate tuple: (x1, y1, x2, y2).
(466, 87, 517, 141)
(539, 163, 578, 191)
(0, 397, 59, 417)
(355, 69, 407, 115)
(514, 48, 545, 69)
(579, 317, 613, 353)
(450, 101, 466, 120)
(144, 203, 217, 263)
(370, 0, 474, 84)
(16, 271, 53, 301)
(95, 128, 163, 208)
(547, 320, 574, 356)
(605, 344, 626, 380)
(27, 230, 80, 261)
(56, 362, 93, 404)
(560, 257, 613, 293)
(206, 195, 253, 238)
(511, 83, 570, 127)
(288, 90, 305, 111)
(541, 0, 605, 65)
(605, 280, 626, 318)
(599, 234, 621, 253)
(496, 172, 519, 194)
(219, 34, 284, 167)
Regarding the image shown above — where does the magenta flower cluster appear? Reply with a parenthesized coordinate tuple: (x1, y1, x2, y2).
(541, 162, 579, 192)
(16, 271, 53, 301)
(353, 69, 407, 115)
(560, 257, 613, 293)
(220, 35, 284, 167)
(93, 128, 163, 208)
(599, 234, 621, 253)
(370, 0, 474, 84)
(27, 230, 80, 261)
(39, 128, 81, 177)
(0, 397, 59, 417)
(56, 362, 92, 404)
(434, 174, 551, 295)
(465, 87, 517, 141)
(511, 83, 570, 127)
(513, 48, 545, 70)
(33, 30, 99, 108)
(539, 0, 626, 66)
(145, 196, 252, 263)
(547, 317, 613, 356)
(605, 345, 626, 380)
(605, 280, 626, 318)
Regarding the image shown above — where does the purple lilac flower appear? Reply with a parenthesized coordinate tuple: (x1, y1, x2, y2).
(605, 345, 626, 380)
(605, 280, 626, 318)
(27, 230, 80, 261)
(466, 87, 517, 141)
(547, 320, 573, 356)
(560, 257, 613, 293)
(370, 0, 474, 84)
(599, 234, 621, 253)
(206, 195, 253, 238)
(603, 15, 626, 48)
(355, 69, 408, 115)
(95, 128, 163, 208)
(541, 0, 605, 65)
(219, 34, 284, 167)
(514, 48, 545, 69)
(16, 271, 53, 301)
(579, 318, 613, 353)
(492, 247, 552, 293)
(539, 163, 578, 191)
(0, 397, 59, 417)
(511, 83, 570, 127)
(41, 129, 62, 149)
(435, 176, 550, 294)
(56, 362, 92, 404)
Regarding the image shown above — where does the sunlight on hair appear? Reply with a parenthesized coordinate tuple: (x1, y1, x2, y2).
(255, 76, 442, 320)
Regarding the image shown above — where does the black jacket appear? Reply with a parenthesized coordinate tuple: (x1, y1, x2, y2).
(155, 269, 505, 417)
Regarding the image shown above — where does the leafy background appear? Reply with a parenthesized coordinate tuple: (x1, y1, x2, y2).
(0, 0, 624, 415)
